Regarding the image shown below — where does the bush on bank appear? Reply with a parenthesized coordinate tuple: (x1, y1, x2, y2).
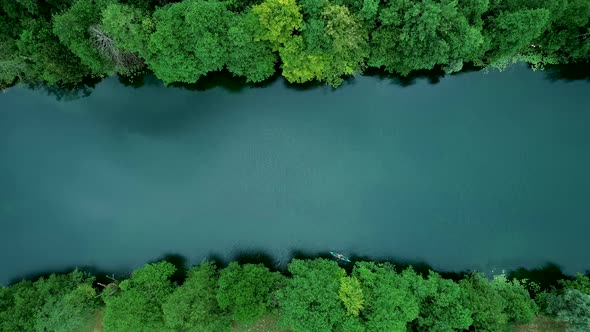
(1, 0, 589, 89)
(1, 258, 589, 331)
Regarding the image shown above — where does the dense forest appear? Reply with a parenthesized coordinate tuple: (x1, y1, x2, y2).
(1, 258, 589, 331)
(0, 0, 589, 89)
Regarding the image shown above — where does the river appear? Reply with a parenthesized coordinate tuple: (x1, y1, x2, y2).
(1, 64, 589, 284)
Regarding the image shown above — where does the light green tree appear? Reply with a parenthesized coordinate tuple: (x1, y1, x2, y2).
(280, 4, 369, 87)
(101, 3, 154, 57)
(339, 276, 364, 317)
(252, 0, 303, 50)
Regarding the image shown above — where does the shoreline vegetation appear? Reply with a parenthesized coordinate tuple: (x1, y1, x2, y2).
(1, 0, 589, 91)
(1, 256, 589, 332)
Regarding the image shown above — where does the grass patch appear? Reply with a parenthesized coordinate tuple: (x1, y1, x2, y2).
(514, 315, 567, 332)
(89, 308, 104, 332)
(232, 314, 290, 332)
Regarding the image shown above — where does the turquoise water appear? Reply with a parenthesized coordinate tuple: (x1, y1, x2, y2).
(1, 64, 589, 284)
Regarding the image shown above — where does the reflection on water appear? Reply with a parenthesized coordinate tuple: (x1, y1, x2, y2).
(12, 61, 590, 102)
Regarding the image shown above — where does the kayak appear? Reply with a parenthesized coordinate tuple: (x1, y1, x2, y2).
(330, 251, 351, 263)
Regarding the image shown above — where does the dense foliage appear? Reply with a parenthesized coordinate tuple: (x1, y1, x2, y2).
(1, 257, 588, 332)
(1, 0, 589, 89)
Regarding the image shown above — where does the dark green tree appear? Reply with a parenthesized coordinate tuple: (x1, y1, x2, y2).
(147, 0, 231, 84)
(52, 0, 117, 76)
(162, 261, 231, 332)
(411, 271, 473, 332)
(460, 273, 508, 332)
(0, 270, 94, 332)
(35, 283, 99, 332)
(353, 262, 420, 332)
(103, 261, 176, 332)
(226, 10, 278, 82)
(216, 262, 283, 323)
(16, 18, 89, 85)
(481, 7, 552, 69)
(370, 0, 484, 75)
(561, 274, 590, 295)
(277, 259, 348, 332)
(492, 274, 537, 324)
(0, 23, 24, 88)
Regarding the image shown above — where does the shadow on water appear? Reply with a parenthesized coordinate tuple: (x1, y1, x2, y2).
(362, 66, 447, 86)
(118, 70, 149, 88)
(507, 263, 574, 294)
(167, 69, 279, 93)
(7, 265, 129, 288)
(15, 62, 590, 102)
(543, 62, 590, 82)
(5, 247, 582, 290)
(25, 75, 103, 101)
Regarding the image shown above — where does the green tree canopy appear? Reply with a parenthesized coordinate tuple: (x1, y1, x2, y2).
(561, 273, 590, 296)
(162, 261, 231, 332)
(460, 273, 508, 332)
(16, 18, 89, 85)
(542, 288, 590, 332)
(216, 262, 283, 323)
(34, 283, 99, 332)
(0, 270, 94, 332)
(280, 4, 369, 87)
(492, 274, 537, 324)
(352, 262, 420, 332)
(52, 0, 117, 75)
(226, 10, 278, 82)
(103, 261, 176, 332)
(482, 8, 551, 69)
(101, 3, 154, 57)
(370, 0, 484, 76)
(338, 276, 364, 317)
(412, 271, 473, 332)
(252, 0, 303, 49)
(147, 0, 231, 84)
(278, 259, 348, 332)
(0, 28, 23, 87)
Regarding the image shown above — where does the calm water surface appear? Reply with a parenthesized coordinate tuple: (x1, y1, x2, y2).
(1, 65, 589, 284)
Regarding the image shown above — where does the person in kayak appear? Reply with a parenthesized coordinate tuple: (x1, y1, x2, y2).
(330, 251, 350, 263)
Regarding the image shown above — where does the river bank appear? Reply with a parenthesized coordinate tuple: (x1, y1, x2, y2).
(2, 257, 588, 331)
